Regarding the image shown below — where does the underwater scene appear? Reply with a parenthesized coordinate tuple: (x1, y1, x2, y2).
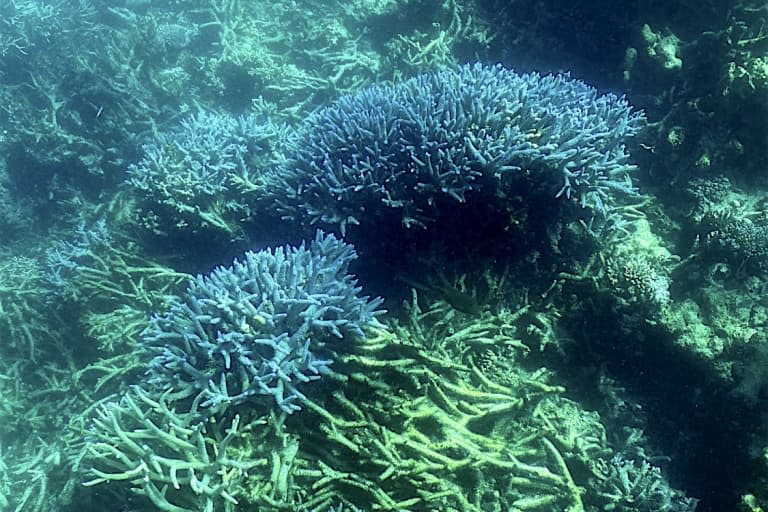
(1, 0, 768, 511)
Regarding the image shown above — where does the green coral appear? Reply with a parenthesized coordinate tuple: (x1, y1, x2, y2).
(85, 387, 266, 512)
(87, 291, 659, 511)
(103, 289, 694, 510)
(0, 256, 52, 362)
(640, 24, 683, 71)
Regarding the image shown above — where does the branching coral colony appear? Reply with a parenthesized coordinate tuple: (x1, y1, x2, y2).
(273, 63, 644, 234)
(78, 63, 697, 512)
(127, 111, 287, 241)
(83, 232, 384, 510)
(143, 230, 384, 416)
(84, 282, 696, 511)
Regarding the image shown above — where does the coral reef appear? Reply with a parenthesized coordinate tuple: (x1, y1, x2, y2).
(5, 1, 768, 511)
(274, 63, 644, 234)
(593, 456, 696, 512)
(606, 253, 671, 309)
(86, 291, 697, 511)
(0, 168, 34, 244)
(639, 24, 683, 71)
(145, 231, 384, 415)
(684, 175, 768, 277)
(0, 255, 50, 362)
(84, 387, 264, 512)
(127, 111, 287, 240)
(43, 219, 189, 356)
(629, 1, 768, 191)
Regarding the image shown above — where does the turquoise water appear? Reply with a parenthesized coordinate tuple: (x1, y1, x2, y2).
(0, 1, 766, 511)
